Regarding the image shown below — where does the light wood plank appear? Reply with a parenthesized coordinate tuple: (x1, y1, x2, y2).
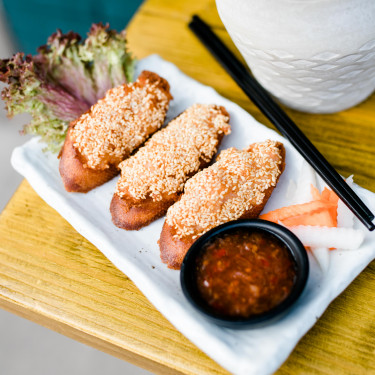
(0, 180, 229, 375)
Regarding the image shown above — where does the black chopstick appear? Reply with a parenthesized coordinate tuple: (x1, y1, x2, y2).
(189, 15, 375, 231)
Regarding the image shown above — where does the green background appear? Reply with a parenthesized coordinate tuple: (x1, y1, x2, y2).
(3, 0, 143, 54)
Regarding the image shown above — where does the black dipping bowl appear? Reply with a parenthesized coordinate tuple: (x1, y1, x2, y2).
(180, 219, 309, 328)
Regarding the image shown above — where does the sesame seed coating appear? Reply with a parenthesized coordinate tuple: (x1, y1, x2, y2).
(166, 140, 283, 239)
(115, 104, 231, 201)
(71, 71, 171, 170)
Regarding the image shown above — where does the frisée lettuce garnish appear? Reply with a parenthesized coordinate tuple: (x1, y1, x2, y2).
(0, 23, 135, 153)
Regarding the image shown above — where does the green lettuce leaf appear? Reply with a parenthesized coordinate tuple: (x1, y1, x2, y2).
(0, 23, 135, 153)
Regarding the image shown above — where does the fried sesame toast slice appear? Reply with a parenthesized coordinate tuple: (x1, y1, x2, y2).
(159, 140, 285, 270)
(59, 71, 172, 193)
(59, 128, 119, 193)
(110, 192, 180, 230)
(110, 104, 231, 230)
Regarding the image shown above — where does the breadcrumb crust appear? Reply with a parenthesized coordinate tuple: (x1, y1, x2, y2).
(71, 71, 171, 170)
(115, 104, 231, 201)
(166, 140, 284, 239)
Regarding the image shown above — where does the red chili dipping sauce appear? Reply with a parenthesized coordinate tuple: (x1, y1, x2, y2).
(194, 229, 297, 318)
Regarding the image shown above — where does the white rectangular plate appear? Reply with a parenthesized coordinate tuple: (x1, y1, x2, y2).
(11, 55, 375, 375)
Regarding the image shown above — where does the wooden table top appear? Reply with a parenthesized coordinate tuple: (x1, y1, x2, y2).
(1, 0, 375, 374)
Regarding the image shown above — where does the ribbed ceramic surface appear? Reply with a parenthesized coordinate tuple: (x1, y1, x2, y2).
(232, 34, 375, 113)
(217, 0, 375, 113)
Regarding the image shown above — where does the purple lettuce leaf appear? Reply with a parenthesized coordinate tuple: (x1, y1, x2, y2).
(0, 23, 135, 153)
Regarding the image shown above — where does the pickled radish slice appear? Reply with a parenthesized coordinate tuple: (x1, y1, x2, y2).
(286, 226, 364, 250)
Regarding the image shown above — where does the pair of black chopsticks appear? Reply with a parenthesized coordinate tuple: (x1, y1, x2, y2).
(189, 15, 375, 231)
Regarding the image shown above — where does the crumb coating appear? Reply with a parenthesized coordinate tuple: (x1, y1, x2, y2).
(115, 104, 231, 201)
(71, 72, 171, 170)
(166, 140, 283, 239)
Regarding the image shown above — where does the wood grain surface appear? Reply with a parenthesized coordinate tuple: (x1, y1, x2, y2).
(0, 0, 375, 374)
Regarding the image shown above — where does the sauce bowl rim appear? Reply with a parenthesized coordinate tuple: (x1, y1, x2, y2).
(180, 219, 309, 328)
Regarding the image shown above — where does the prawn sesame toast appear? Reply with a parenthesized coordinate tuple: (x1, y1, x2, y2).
(110, 104, 231, 230)
(159, 140, 285, 269)
(59, 70, 172, 193)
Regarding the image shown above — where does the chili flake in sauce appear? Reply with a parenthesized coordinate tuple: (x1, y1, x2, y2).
(195, 229, 297, 318)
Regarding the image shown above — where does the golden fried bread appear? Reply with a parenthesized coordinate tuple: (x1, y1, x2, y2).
(58, 128, 118, 193)
(59, 70, 172, 192)
(159, 140, 285, 269)
(111, 104, 231, 230)
(110, 192, 179, 230)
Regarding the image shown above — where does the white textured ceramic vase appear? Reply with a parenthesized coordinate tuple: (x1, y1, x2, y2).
(216, 0, 375, 113)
